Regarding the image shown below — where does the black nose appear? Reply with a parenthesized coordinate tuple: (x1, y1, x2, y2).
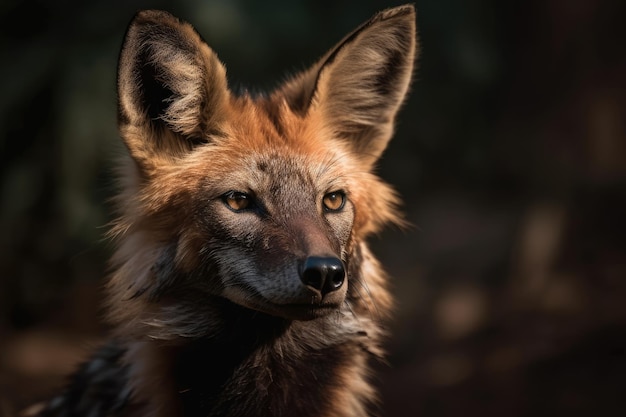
(300, 256, 345, 295)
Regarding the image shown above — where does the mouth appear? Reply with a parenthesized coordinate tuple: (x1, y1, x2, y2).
(221, 282, 345, 320)
(247, 297, 342, 321)
(221, 286, 342, 320)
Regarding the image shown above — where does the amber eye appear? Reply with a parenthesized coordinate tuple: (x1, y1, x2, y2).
(222, 191, 252, 212)
(322, 191, 346, 212)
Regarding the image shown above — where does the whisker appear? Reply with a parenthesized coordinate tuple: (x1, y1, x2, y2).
(343, 298, 358, 321)
(349, 280, 376, 320)
(354, 278, 382, 320)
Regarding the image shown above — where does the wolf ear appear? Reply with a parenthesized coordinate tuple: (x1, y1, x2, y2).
(117, 10, 228, 166)
(281, 5, 417, 166)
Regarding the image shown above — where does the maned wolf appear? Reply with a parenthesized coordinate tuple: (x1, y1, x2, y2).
(37, 4, 417, 417)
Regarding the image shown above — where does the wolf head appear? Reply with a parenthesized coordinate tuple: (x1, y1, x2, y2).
(109, 6, 416, 333)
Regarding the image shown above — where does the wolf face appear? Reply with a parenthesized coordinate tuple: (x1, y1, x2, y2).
(37, 6, 418, 417)
(109, 5, 416, 330)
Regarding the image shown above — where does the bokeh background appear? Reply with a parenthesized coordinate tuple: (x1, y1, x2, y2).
(1, 0, 625, 416)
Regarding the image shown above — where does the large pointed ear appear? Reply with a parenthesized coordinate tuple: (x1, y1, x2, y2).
(117, 10, 228, 167)
(281, 5, 417, 166)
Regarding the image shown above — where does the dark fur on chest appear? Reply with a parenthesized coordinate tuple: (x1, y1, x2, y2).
(176, 318, 352, 417)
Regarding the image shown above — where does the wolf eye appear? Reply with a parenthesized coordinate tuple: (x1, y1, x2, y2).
(322, 191, 346, 212)
(222, 191, 252, 212)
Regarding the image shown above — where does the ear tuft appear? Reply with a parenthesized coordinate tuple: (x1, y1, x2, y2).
(136, 47, 176, 124)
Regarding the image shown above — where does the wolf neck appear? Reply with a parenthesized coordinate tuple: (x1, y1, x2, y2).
(126, 306, 377, 417)
(172, 313, 291, 417)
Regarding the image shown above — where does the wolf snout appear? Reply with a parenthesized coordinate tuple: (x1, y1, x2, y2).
(299, 256, 345, 296)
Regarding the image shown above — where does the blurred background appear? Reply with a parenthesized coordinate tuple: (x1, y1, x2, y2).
(1, 0, 625, 415)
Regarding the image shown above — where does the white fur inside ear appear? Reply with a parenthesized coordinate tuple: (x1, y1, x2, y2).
(145, 37, 206, 136)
